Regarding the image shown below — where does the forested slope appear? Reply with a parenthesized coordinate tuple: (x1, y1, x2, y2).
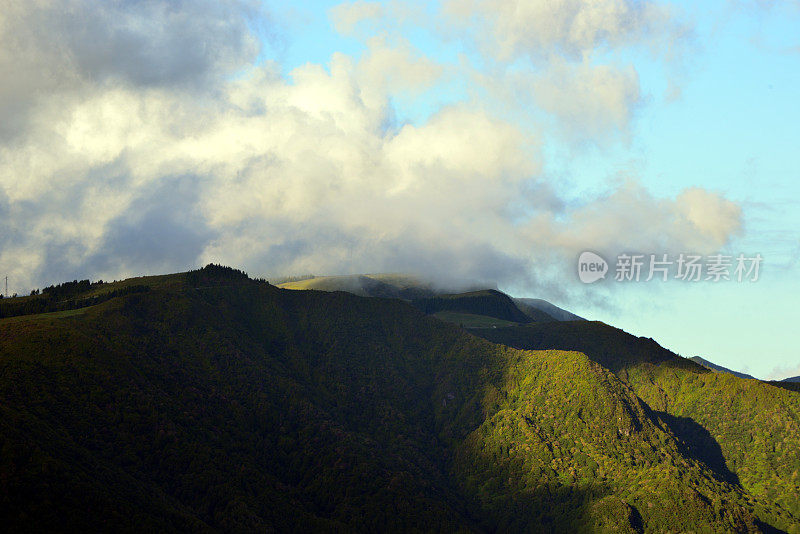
(0, 267, 796, 531)
(476, 320, 800, 532)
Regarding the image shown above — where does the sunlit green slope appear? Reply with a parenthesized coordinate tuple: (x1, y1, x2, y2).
(476, 320, 800, 532)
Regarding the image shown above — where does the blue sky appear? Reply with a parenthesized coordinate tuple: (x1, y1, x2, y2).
(0, 0, 798, 378)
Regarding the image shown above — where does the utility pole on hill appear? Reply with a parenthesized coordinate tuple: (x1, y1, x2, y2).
(4, 276, 6, 297)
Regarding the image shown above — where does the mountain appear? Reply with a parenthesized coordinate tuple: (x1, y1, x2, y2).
(471, 320, 690, 373)
(690, 356, 756, 379)
(277, 274, 438, 299)
(514, 298, 585, 322)
(411, 289, 534, 325)
(279, 274, 567, 324)
(772, 376, 800, 393)
(0, 265, 798, 532)
(472, 320, 800, 531)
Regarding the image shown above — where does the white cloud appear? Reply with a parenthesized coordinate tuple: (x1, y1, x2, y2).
(0, 0, 741, 300)
(328, 1, 422, 37)
(329, 1, 385, 35)
(440, 0, 691, 143)
(533, 59, 642, 142)
(767, 362, 800, 381)
(356, 36, 444, 109)
(676, 188, 744, 248)
(530, 181, 743, 257)
(443, 0, 683, 61)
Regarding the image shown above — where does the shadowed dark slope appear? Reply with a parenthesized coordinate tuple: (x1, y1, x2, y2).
(690, 355, 755, 379)
(514, 298, 584, 322)
(411, 289, 534, 324)
(471, 320, 699, 374)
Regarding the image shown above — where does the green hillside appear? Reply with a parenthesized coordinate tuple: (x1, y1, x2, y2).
(0, 266, 797, 531)
(474, 320, 800, 532)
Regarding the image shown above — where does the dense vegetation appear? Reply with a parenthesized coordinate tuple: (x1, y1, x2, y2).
(0, 282, 150, 319)
(411, 290, 535, 324)
(474, 321, 695, 374)
(278, 274, 436, 300)
(513, 298, 584, 322)
(0, 267, 797, 532)
(474, 320, 800, 532)
(432, 311, 520, 328)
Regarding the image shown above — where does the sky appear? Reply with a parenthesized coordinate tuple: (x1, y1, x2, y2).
(0, 0, 798, 379)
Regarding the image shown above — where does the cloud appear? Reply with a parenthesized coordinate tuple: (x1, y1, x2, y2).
(442, 0, 694, 142)
(533, 59, 642, 142)
(443, 0, 685, 61)
(675, 188, 744, 248)
(0, 0, 742, 302)
(356, 36, 444, 108)
(766, 362, 800, 381)
(0, 0, 261, 141)
(328, 1, 422, 37)
(530, 181, 743, 257)
(82, 174, 216, 281)
(329, 1, 385, 35)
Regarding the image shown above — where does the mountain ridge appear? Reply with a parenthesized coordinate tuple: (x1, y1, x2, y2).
(514, 297, 585, 322)
(277, 273, 579, 324)
(689, 356, 756, 379)
(0, 265, 797, 532)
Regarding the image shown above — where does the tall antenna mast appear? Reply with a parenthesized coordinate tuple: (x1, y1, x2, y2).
(4, 276, 6, 297)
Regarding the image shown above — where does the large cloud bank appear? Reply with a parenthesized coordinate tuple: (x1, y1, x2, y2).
(0, 0, 740, 296)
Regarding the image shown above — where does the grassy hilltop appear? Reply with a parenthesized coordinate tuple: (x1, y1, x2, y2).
(0, 265, 798, 532)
